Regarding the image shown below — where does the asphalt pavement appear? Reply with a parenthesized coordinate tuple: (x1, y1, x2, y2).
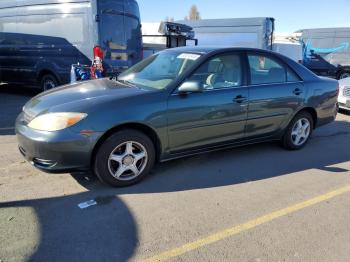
(0, 86, 350, 262)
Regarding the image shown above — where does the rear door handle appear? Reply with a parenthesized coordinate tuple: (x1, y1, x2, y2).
(233, 95, 247, 103)
(293, 88, 303, 95)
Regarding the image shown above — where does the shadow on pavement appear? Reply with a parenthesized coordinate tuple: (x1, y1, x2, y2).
(0, 84, 40, 135)
(0, 86, 138, 262)
(0, 192, 137, 262)
(1, 109, 349, 261)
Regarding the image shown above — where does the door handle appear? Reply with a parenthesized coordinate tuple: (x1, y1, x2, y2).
(293, 88, 303, 95)
(233, 95, 247, 103)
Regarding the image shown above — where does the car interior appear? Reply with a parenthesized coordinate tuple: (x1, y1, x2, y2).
(248, 55, 287, 84)
(188, 54, 242, 89)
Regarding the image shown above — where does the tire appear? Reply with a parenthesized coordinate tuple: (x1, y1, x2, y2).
(282, 111, 314, 150)
(40, 74, 58, 91)
(94, 129, 155, 187)
(338, 70, 350, 80)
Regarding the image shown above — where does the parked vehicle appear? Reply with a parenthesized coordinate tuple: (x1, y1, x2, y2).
(338, 77, 350, 111)
(273, 42, 303, 63)
(296, 27, 350, 79)
(272, 33, 303, 63)
(16, 47, 339, 187)
(0, 0, 142, 90)
(178, 18, 274, 49)
(142, 21, 198, 58)
(178, 17, 302, 62)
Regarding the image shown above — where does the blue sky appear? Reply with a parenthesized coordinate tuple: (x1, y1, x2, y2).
(138, 0, 350, 32)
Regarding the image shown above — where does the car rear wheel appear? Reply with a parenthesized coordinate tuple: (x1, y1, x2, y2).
(338, 70, 350, 80)
(94, 129, 155, 187)
(282, 111, 313, 150)
(41, 74, 58, 91)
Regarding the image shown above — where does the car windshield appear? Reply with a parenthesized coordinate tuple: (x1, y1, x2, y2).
(118, 51, 202, 90)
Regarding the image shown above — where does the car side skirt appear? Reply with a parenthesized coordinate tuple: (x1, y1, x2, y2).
(160, 134, 283, 162)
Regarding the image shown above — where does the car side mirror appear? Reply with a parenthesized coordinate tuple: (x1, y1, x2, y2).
(178, 81, 203, 94)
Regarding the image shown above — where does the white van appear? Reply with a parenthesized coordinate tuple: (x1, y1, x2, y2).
(0, 0, 142, 90)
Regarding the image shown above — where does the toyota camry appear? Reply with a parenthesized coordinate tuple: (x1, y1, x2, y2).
(16, 47, 339, 187)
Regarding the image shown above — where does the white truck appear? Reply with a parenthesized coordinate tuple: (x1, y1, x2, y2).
(178, 18, 274, 49)
(0, 0, 143, 89)
(178, 17, 302, 62)
(273, 33, 303, 63)
(142, 21, 197, 58)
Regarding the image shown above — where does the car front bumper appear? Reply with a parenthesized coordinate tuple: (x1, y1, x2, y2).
(338, 84, 350, 110)
(338, 96, 350, 110)
(16, 112, 102, 173)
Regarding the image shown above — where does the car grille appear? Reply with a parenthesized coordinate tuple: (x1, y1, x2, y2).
(343, 86, 350, 97)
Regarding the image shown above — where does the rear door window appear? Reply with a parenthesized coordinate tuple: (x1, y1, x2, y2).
(287, 69, 301, 82)
(248, 54, 300, 85)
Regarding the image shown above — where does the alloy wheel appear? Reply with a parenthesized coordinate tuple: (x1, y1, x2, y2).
(291, 118, 311, 146)
(340, 72, 350, 79)
(108, 141, 148, 181)
(43, 79, 56, 90)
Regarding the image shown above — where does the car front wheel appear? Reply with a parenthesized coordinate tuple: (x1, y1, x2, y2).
(282, 111, 313, 150)
(338, 70, 350, 80)
(94, 129, 155, 187)
(41, 74, 58, 91)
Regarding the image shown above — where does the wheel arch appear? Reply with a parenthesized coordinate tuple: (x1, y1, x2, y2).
(336, 66, 350, 79)
(296, 107, 318, 129)
(37, 69, 60, 84)
(91, 122, 162, 167)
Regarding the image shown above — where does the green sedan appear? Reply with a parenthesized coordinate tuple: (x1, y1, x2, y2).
(16, 47, 339, 187)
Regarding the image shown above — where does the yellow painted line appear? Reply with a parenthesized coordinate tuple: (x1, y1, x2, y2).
(143, 184, 350, 262)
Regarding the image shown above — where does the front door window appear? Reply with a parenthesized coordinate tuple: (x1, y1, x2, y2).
(185, 53, 243, 90)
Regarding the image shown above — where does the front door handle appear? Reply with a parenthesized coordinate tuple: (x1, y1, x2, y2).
(233, 95, 247, 103)
(293, 88, 303, 95)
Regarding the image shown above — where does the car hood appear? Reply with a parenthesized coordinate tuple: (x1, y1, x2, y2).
(23, 78, 149, 118)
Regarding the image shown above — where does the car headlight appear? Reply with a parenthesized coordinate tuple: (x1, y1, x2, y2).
(28, 112, 87, 131)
